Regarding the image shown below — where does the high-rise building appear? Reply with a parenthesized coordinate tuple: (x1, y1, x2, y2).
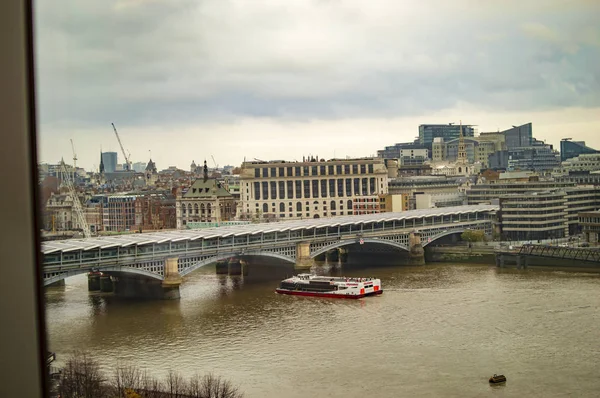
(101, 152, 118, 173)
(418, 124, 475, 148)
(560, 139, 600, 162)
(501, 123, 532, 149)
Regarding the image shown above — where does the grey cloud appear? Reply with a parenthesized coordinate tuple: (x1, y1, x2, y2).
(35, 0, 600, 130)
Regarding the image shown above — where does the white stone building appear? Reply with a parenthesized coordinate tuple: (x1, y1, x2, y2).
(238, 157, 388, 220)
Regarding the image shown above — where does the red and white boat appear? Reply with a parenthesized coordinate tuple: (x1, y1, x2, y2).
(275, 273, 383, 299)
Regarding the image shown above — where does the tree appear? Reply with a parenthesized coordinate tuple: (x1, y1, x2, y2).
(461, 229, 485, 243)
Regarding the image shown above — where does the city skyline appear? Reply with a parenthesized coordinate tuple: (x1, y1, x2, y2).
(36, 0, 600, 170)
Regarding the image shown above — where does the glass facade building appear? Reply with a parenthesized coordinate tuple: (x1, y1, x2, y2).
(418, 124, 475, 148)
(502, 123, 532, 149)
(101, 152, 118, 173)
(560, 139, 600, 162)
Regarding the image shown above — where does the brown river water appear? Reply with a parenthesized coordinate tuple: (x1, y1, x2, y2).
(45, 262, 600, 397)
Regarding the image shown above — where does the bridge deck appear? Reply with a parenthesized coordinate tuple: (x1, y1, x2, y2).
(42, 204, 498, 255)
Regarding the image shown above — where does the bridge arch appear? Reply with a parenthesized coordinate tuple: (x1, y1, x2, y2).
(43, 266, 164, 287)
(311, 238, 409, 258)
(179, 251, 296, 277)
(422, 229, 471, 247)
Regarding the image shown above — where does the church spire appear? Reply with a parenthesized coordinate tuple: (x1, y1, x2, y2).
(99, 151, 105, 174)
(203, 160, 208, 182)
(458, 120, 467, 164)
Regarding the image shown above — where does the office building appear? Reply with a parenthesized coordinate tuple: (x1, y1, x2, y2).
(238, 157, 388, 220)
(498, 190, 568, 241)
(418, 123, 475, 148)
(502, 123, 532, 149)
(377, 142, 429, 160)
(560, 139, 600, 162)
(101, 152, 118, 173)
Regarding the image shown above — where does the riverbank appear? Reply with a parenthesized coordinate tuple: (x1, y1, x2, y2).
(426, 244, 600, 270)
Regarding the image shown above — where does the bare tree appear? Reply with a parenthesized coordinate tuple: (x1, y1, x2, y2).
(164, 370, 186, 397)
(197, 373, 243, 398)
(58, 351, 107, 398)
(111, 364, 142, 397)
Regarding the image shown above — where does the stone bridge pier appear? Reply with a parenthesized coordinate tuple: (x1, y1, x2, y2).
(296, 242, 315, 270)
(408, 231, 425, 265)
(162, 257, 183, 299)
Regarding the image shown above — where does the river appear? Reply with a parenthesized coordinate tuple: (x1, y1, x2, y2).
(45, 263, 600, 397)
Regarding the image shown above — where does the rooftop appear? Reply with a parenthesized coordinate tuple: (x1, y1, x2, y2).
(42, 204, 498, 254)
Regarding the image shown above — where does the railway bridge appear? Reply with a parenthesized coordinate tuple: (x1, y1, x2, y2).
(42, 205, 498, 298)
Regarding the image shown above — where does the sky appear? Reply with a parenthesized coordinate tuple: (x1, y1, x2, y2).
(35, 0, 600, 171)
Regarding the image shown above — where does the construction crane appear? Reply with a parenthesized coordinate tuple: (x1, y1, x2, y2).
(70, 139, 77, 183)
(60, 158, 91, 238)
(111, 123, 132, 171)
(211, 155, 218, 170)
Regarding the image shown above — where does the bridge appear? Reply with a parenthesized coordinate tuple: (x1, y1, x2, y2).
(42, 204, 498, 298)
(495, 244, 600, 269)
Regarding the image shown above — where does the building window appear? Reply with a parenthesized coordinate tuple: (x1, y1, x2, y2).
(280, 203, 285, 212)
(320, 165, 326, 175)
(362, 178, 368, 195)
(303, 180, 311, 198)
(368, 164, 373, 173)
(352, 164, 358, 174)
(328, 165, 334, 175)
(295, 181, 302, 198)
(360, 164, 366, 174)
(295, 166, 301, 176)
(262, 182, 269, 200)
(279, 181, 286, 199)
(270, 167, 276, 177)
(270, 181, 277, 199)
(312, 165, 318, 176)
(263, 203, 268, 213)
(337, 179, 344, 197)
(347, 200, 353, 210)
(262, 168, 268, 177)
(278, 167, 284, 177)
(345, 179, 352, 196)
(303, 166, 309, 176)
(353, 178, 360, 195)
(255, 168, 260, 178)
(287, 166, 293, 177)
(336, 165, 342, 174)
(331, 201, 336, 210)
(254, 182, 260, 200)
(320, 180, 327, 197)
(344, 165, 350, 174)
(312, 180, 319, 198)
(296, 202, 302, 211)
(329, 179, 336, 197)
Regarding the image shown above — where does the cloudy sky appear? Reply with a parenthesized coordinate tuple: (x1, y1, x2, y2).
(35, 0, 600, 171)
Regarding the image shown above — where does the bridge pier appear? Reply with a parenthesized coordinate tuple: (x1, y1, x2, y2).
(100, 275, 113, 292)
(516, 255, 529, 270)
(495, 254, 504, 268)
(296, 242, 316, 270)
(228, 258, 242, 276)
(162, 257, 183, 300)
(88, 273, 101, 291)
(408, 232, 425, 265)
(216, 260, 229, 275)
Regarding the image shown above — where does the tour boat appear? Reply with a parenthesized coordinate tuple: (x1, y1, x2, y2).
(275, 273, 383, 299)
